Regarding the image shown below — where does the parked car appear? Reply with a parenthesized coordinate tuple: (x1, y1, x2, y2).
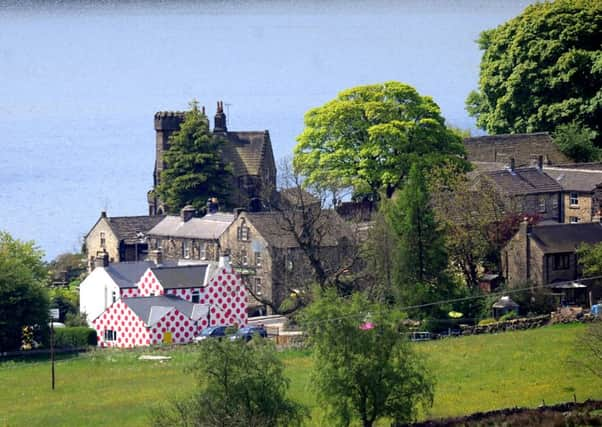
(193, 325, 228, 343)
(230, 326, 268, 342)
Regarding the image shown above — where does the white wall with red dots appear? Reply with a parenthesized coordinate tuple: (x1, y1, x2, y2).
(93, 300, 151, 348)
(92, 267, 248, 348)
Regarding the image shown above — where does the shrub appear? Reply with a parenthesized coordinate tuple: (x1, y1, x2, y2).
(499, 311, 518, 322)
(53, 327, 97, 348)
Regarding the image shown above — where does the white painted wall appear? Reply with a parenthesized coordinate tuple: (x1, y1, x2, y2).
(79, 268, 121, 325)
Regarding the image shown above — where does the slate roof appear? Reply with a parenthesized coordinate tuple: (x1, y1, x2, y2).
(106, 216, 164, 244)
(123, 295, 209, 326)
(104, 261, 156, 289)
(221, 131, 273, 177)
(544, 167, 602, 193)
(484, 167, 562, 196)
(242, 210, 350, 249)
(148, 212, 235, 240)
(150, 264, 209, 289)
(530, 223, 602, 253)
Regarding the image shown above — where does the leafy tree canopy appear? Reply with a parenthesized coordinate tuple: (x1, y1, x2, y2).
(152, 338, 307, 427)
(466, 0, 602, 143)
(294, 81, 468, 201)
(553, 122, 601, 162)
(302, 289, 433, 427)
(156, 100, 233, 214)
(0, 232, 49, 351)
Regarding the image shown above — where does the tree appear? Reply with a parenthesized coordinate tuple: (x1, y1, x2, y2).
(151, 339, 307, 427)
(302, 290, 434, 427)
(294, 81, 468, 201)
(553, 122, 601, 162)
(0, 232, 49, 351)
(466, 0, 602, 144)
(386, 164, 452, 316)
(156, 100, 233, 214)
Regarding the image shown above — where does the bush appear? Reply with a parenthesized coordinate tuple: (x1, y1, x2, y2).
(499, 310, 518, 322)
(53, 327, 97, 348)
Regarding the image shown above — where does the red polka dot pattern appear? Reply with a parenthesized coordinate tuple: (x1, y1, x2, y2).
(93, 267, 247, 348)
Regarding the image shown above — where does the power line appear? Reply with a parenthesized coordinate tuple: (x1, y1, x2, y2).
(301, 276, 602, 327)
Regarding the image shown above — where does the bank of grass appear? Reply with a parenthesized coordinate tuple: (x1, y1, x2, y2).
(1, 323, 600, 426)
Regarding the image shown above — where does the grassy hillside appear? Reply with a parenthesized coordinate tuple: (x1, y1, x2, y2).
(1, 323, 600, 426)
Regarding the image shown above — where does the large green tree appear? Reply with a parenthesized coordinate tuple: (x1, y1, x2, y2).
(386, 164, 452, 316)
(152, 338, 307, 427)
(294, 81, 467, 201)
(156, 100, 233, 214)
(303, 290, 433, 427)
(466, 0, 602, 144)
(0, 232, 49, 351)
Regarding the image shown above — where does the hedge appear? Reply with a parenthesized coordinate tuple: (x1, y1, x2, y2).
(53, 327, 97, 348)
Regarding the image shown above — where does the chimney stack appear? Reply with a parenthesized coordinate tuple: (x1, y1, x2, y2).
(94, 250, 109, 269)
(537, 155, 543, 170)
(218, 249, 232, 272)
(148, 249, 163, 266)
(180, 205, 195, 222)
(214, 101, 227, 133)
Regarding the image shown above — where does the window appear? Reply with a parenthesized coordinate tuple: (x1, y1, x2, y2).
(286, 259, 294, 271)
(183, 240, 191, 259)
(254, 251, 262, 267)
(570, 192, 579, 206)
(100, 232, 106, 248)
(240, 248, 249, 266)
(104, 330, 117, 342)
(551, 197, 558, 212)
(538, 196, 546, 213)
(237, 225, 250, 241)
(553, 254, 570, 270)
(191, 289, 200, 303)
(254, 277, 263, 295)
(111, 290, 117, 303)
(570, 216, 580, 224)
(200, 243, 207, 260)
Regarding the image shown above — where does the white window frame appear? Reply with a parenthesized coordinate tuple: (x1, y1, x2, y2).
(104, 330, 117, 342)
(100, 232, 106, 248)
(191, 289, 200, 303)
(183, 240, 191, 259)
(538, 196, 546, 213)
(254, 251, 262, 267)
(570, 192, 579, 207)
(254, 277, 263, 295)
(570, 216, 580, 224)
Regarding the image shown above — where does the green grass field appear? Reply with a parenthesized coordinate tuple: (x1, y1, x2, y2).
(1, 323, 600, 426)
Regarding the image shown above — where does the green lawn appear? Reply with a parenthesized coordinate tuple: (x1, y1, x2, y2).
(1, 323, 600, 426)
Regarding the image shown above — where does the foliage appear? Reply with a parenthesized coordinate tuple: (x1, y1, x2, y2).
(553, 122, 601, 162)
(577, 242, 602, 276)
(302, 290, 434, 427)
(466, 0, 602, 143)
(53, 327, 97, 348)
(0, 231, 49, 352)
(478, 318, 497, 326)
(294, 81, 468, 201)
(156, 100, 233, 214)
(151, 339, 307, 427)
(48, 286, 79, 323)
(386, 164, 453, 318)
(499, 310, 518, 322)
(47, 252, 86, 286)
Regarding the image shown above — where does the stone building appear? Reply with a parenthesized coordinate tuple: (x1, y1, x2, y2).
(148, 102, 277, 215)
(543, 166, 602, 224)
(146, 206, 234, 263)
(84, 212, 164, 271)
(464, 132, 570, 167)
(219, 210, 353, 315)
(502, 222, 602, 304)
(481, 160, 563, 223)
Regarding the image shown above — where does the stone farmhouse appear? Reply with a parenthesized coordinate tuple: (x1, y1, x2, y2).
(148, 102, 277, 215)
(464, 132, 570, 167)
(146, 205, 234, 263)
(84, 212, 163, 271)
(219, 210, 353, 315)
(502, 221, 602, 305)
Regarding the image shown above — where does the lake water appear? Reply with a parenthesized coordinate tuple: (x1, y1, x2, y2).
(0, 0, 534, 259)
